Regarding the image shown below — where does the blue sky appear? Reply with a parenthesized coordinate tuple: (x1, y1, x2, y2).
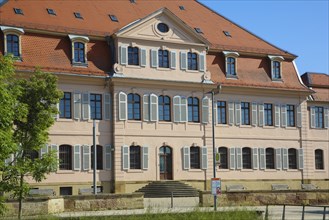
(199, 0, 329, 75)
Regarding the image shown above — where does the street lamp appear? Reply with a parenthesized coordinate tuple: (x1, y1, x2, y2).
(93, 119, 97, 195)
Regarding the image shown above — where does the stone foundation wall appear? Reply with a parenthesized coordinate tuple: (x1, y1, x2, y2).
(200, 190, 329, 207)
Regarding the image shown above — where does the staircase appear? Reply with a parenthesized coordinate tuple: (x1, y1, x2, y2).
(136, 181, 199, 198)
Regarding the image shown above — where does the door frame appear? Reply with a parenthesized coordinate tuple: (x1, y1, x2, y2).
(159, 145, 173, 180)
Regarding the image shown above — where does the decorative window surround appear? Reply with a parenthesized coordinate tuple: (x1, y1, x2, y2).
(223, 51, 239, 78)
(68, 34, 89, 66)
(268, 55, 284, 81)
(0, 25, 24, 59)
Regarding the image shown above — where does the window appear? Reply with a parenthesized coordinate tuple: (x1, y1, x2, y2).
(217, 101, 227, 124)
(130, 145, 141, 169)
(287, 105, 295, 127)
(6, 34, 20, 57)
(74, 12, 83, 19)
(288, 148, 297, 169)
(158, 49, 169, 68)
(109, 14, 118, 22)
(194, 28, 203, 34)
(90, 93, 102, 120)
(190, 146, 200, 169)
(265, 148, 275, 169)
(226, 57, 236, 76)
(128, 46, 139, 65)
(73, 42, 85, 63)
(272, 61, 281, 79)
(242, 147, 252, 169)
(187, 52, 198, 70)
(128, 93, 141, 120)
(159, 95, 171, 121)
(157, 23, 169, 33)
(223, 51, 239, 77)
(91, 145, 103, 170)
(218, 147, 228, 169)
(179, 6, 185, 10)
(315, 107, 324, 128)
(188, 97, 199, 122)
(59, 145, 72, 170)
(241, 102, 250, 125)
(264, 103, 273, 126)
(315, 149, 324, 170)
(223, 31, 231, 37)
(60, 92, 71, 119)
(47, 8, 56, 15)
(14, 8, 23, 15)
(60, 187, 72, 196)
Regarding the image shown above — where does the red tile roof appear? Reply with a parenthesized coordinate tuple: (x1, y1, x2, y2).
(301, 72, 329, 102)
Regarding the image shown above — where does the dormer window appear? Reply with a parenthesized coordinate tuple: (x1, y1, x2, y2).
(223, 51, 239, 78)
(0, 26, 25, 60)
(268, 55, 284, 80)
(68, 34, 89, 66)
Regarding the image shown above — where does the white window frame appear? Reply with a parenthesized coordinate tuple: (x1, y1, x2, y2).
(68, 34, 89, 66)
(1, 26, 25, 59)
(223, 51, 239, 78)
(268, 55, 284, 81)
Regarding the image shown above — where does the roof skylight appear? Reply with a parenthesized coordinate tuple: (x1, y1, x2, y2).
(47, 8, 56, 15)
(179, 6, 185, 10)
(223, 31, 232, 37)
(195, 28, 203, 34)
(74, 12, 83, 19)
(14, 8, 24, 15)
(109, 15, 118, 22)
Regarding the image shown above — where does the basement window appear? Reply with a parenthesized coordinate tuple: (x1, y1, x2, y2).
(195, 28, 203, 34)
(47, 8, 56, 15)
(14, 8, 24, 15)
(74, 12, 83, 19)
(223, 31, 232, 37)
(109, 14, 118, 22)
(179, 6, 185, 10)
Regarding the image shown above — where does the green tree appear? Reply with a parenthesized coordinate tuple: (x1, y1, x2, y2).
(0, 55, 62, 219)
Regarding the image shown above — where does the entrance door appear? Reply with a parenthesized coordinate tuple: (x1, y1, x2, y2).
(159, 146, 172, 180)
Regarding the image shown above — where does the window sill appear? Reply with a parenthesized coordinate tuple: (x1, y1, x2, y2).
(126, 64, 141, 69)
(271, 78, 283, 82)
(226, 74, 238, 79)
(72, 62, 88, 68)
(157, 67, 171, 71)
(263, 126, 275, 129)
(125, 169, 145, 173)
(57, 118, 74, 122)
(263, 169, 277, 172)
(285, 126, 297, 130)
(239, 124, 252, 128)
(188, 169, 204, 172)
(56, 170, 75, 174)
(216, 124, 229, 127)
(314, 169, 326, 172)
(218, 168, 230, 172)
(239, 169, 254, 172)
(311, 127, 327, 130)
(186, 69, 201, 73)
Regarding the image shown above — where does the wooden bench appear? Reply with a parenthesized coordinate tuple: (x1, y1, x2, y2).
(29, 189, 55, 196)
(271, 184, 289, 190)
(301, 184, 318, 190)
(226, 184, 246, 192)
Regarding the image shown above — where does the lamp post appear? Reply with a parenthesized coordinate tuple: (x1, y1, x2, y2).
(93, 119, 97, 195)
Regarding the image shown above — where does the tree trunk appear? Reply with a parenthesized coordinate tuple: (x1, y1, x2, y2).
(18, 174, 24, 220)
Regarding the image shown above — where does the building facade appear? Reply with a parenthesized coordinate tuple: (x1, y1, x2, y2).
(0, 0, 328, 195)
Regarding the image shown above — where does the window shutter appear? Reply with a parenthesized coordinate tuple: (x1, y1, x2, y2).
(40, 144, 48, 158)
(181, 96, 188, 122)
(252, 148, 258, 170)
(252, 102, 257, 126)
(151, 49, 158, 68)
(73, 93, 81, 120)
(170, 51, 176, 69)
(173, 96, 181, 122)
(143, 94, 150, 122)
(229, 148, 235, 170)
(74, 144, 81, 171)
(104, 93, 111, 120)
(297, 104, 302, 128)
(236, 147, 242, 170)
(201, 146, 208, 170)
(150, 94, 158, 122)
(275, 104, 280, 127)
(324, 108, 328, 128)
(53, 103, 59, 120)
(309, 106, 315, 128)
(281, 105, 287, 128)
(298, 149, 304, 170)
(259, 148, 265, 170)
(228, 102, 234, 125)
(202, 97, 209, 124)
(199, 53, 205, 72)
(180, 52, 187, 70)
(82, 93, 90, 120)
(140, 48, 146, 67)
(105, 145, 111, 170)
(118, 92, 127, 121)
(120, 46, 127, 65)
(235, 102, 241, 126)
(275, 148, 282, 170)
(122, 145, 129, 170)
(183, 146, 190, 170)
(282, 148, 288, 170)
(142, 146, 149, 170)
(51, 144, 59, 171)
(83, 145, 90, 171)
(258, 103, 264, 127)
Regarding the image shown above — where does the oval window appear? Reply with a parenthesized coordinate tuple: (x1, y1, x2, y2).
(157, 23, 169, 33)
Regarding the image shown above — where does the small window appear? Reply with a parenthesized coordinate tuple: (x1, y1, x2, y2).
(14, 8, 23, 15)
(217, 101, 227, 124)
(242, 147, 252, 169)
(190, 146, 200, 169)
(109, 14, 118, 22)
(158, 49, 169, 68)
(47, 8, 56, 15)
(73, 42, 85, 63)
(315, 149, 324, 170)
(157, 23, 169, 33)
(315, 106, 324, 128)
(226, 57, 236, 76)
(74, 12, 83, 19)
(223, 31, 231, 37)
(195, 28, 203, 34)
(188, 97, 199, 123)
(128, 93, 141, 120)
(91, 145, 103, 170)
(272, 61, 281, 79)
(130, 0, 136, 3)
(287, 105, 295, 127)
(187, 52, 198, 70)
(59, 145, 72, 170)
(179, 6, 185, 10)
(264, 103, 273, 126)
(265, 148, 275, 169)
(159, 95, 171, 121)
(128, 46, 139, 65)
(90, 94, 102, 120)
(60, 92, 72, 119)
(288, 148, 297, 169)
(241, 102, 250, 125)
(60, 187, 72, 196)
(6, 34, 20, 57)
(130, 145, 141, 169)
(218, 147, 228, 169)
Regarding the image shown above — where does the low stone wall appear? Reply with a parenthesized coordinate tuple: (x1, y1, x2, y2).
(200, 190, 329, 207)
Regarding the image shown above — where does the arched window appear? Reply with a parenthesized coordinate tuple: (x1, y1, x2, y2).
(7, 34, 20, 57)
(272, 61, 281, 79)
(190, 146, 200, 169)
(59, 145, 72, 170)
(288, 148, 297, 169)
(128, 46, 139, 65)
(266, 148, 275, 169)
(74, 42, 85, 63)
(128, 93, 141, 120)
(226, 57, 236, 76)
(187, 52, 198, 70)
(218, 147, 228, 169)
(242, 147, 252, 169)
(315, 149, 324, 170)
(159, 95, 171, 121)
(91, 145, 103, 170)
(130, 145, 141, 169)
(188, 97, 199, 122)
(158, 49, 169, 68)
